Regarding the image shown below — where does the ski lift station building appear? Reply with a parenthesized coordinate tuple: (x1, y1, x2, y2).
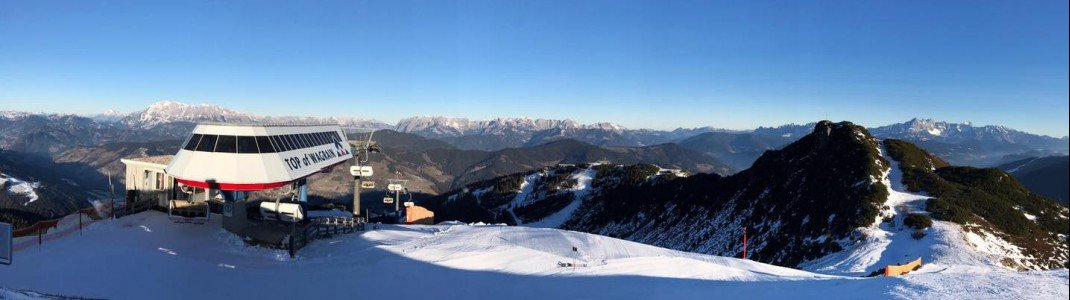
(120, 123, 355, 249)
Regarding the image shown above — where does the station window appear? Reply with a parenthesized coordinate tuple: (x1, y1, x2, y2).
(298, 134, 311, 148)
(237, 136, 259, 153)
(195, 135, 218, 152)
(276, 135, 289, 151)
(255, 136, 276, 153)
(271, 136, 288, 152)
(215, 135, 237, 153)
(284, 135, 299, 149)
(315, 132, 327, 145)
(282, 135, 295, 151)
(285, 134, 299, 149)
(293, 134, 305, 148)
(183, 134, 203, 151)
(182, 132, 351, 153)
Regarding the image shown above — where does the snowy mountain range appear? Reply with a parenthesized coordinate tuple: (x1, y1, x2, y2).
(71, 102, 1065, 147)
(870, 118, 1068, 166)
(2, 100, 1065, 174)
(30, 101, 1070, 151)
(389, 116, 732, 151)
(119, 100, 256, 128)
(4, 101, 1068, 165)
(112, 100, 392, 131)
(396, 116, 595, 138)
(871, 118, 1066, 145)
(399, 115, 1068, 165)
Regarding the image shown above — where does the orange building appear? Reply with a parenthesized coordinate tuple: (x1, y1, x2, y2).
(405, 206, 435, 225)
(884, 258, 923, 276)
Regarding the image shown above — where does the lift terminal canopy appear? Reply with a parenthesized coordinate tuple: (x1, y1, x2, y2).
(165, 123, 354, 191)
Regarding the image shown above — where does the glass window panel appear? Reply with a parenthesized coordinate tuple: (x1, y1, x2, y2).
(284, 135, 299, 149)
(317, 132, 328, 145)
(237, 136, 258, 153)
(255, 136, 276, 153)
(195, 135, 217, 152)
(298, 134, 311, 148)
(183, 134, 203, 151)
(271, 136, 288, 151)
(215, 135, 237, 153)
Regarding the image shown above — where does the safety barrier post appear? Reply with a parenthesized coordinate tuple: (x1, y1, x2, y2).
(742, 226, 748, 260)
(79, 213, 83, 236)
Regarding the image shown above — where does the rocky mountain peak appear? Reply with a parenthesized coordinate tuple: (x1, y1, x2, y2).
(88, 109, 127, 122)
(121, 100, 254, 128)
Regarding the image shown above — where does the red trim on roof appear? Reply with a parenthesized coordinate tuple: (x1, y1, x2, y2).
(175, 179, 291, 191)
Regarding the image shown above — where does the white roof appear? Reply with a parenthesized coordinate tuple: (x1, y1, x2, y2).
(120, 155, 174, 169)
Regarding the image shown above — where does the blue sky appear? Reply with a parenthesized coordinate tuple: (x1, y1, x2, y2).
(1, 1, 1067, 136)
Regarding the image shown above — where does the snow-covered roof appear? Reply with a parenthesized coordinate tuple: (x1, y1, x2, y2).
(121, 155, 174, 168)
(164, 123, 353, 191)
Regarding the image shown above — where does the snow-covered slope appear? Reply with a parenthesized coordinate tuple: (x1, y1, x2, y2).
(2, 211, 1065, 299)
(800, 145, 1014, 275)
(353, 220, 823, 281)
(0, 173, 41, 205)
(428, 122, 898, 267)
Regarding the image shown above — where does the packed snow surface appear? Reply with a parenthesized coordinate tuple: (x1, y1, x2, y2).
(1, 212, 1066, 299)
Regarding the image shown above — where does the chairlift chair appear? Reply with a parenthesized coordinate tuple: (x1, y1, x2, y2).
(168, 184, 210, 224)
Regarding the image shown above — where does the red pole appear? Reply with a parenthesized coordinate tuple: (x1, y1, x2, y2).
(742, 225, 747, 260)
